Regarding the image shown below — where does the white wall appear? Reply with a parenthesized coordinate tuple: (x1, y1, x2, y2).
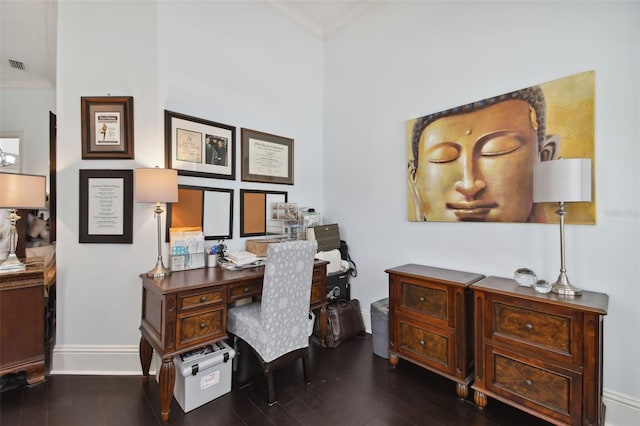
(54, 0, 322, 373)
(323, 1, 639, 423)
(0, 86, 54, 176)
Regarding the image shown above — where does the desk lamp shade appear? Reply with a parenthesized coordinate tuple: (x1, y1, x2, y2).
(135, 167, 178, 278)
(0, 172, 46, 272)
(533, 158, 592, 295)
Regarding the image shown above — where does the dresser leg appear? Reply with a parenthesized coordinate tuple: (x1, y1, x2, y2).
(474, 390, 487, 410)
(158, 358, 176, 421)
(139, 336, 153, 381)
(389, 353, 398, 368)
(456, 383, 469, 400)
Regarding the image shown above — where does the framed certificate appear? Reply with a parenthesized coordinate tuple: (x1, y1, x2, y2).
(165, 110, 236, 180)
(79, 169, 133, 243)
(241, 128, 294, 185)
(81, 96, 134, 159)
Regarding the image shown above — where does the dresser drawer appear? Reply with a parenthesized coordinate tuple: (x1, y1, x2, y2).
(228, 279, 262, 302)
(486, 348, 581, 424)
(176, 305, 226, 350)
(400, 280, 449, 328)
(178, 289, 224, 312)
(398, 318, 454, 375)
(491, 297, 580, 362)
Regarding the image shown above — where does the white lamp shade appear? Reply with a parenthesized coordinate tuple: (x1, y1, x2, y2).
(533, 158, 592, 203)
(135, 168, 178, 203)
(0, 172, 46, 208)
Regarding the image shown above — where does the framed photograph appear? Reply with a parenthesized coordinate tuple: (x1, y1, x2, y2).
(79, 169, 133, 243)
(240, 189, 287, 237)
(165, 110, 236, 180)
(167, 185, 234, 241)
(81, 96, 134, 159)
(241, 128, 294, 185)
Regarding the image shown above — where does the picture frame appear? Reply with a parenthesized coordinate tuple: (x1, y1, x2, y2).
(81, 96, 134, 159)
(241, 128, 294, 185)
(166, 185, 234, 241)
(165, 110, 236, 180)
(240, 189, 287, 237)
(79, 169, 133, 243)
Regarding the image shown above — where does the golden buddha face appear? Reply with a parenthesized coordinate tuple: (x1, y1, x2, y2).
(413, 100, 539, 222)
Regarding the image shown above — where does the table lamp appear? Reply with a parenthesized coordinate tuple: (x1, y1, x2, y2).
(135, 167, 178, 278)
(533, 158, 592, 296)
(0, 172, 46, 272)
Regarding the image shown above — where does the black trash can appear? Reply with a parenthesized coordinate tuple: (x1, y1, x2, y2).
(370, 298, 389, 359)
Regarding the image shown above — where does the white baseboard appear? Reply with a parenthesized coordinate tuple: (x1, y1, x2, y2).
(51, 342, 640, 425)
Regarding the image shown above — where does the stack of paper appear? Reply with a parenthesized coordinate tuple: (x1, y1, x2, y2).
(226, 251, 259, 266)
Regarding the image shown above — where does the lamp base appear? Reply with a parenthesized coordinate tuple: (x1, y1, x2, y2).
(146, 257, 171, 279)
(0, 253, 26, 273)
(551, 271, 582, 296)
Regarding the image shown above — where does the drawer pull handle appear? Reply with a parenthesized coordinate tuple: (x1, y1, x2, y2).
(525, 323, 533, 331)
(419, 340, 425, 346)
(525, 379, 533, 387)
(244, 287, 249, 293)
(199, 323, 206, 329)
(419, 296, 425, 302)
(200, 296, 207, 303)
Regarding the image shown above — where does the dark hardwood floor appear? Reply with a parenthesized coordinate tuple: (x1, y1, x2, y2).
(1, 334, 550, 426)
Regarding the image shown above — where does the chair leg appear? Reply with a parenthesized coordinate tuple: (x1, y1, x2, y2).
(266, 370, 276, 406)
(302, 353, 311, 385)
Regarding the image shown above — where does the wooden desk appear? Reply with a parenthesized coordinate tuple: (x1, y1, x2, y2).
(139, 261, 328, 421)
(0, 261, 46, 385)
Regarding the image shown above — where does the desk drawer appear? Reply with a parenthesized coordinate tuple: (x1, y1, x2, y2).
(179, 289, 224, 312)
(177, 305, 226, 349)
(310, 280, 323, 305)
(400, 280, 449, 325)
(228, 279, 262, 302)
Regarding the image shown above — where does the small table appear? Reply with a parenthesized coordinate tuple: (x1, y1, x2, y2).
(139, 261, 328, 421)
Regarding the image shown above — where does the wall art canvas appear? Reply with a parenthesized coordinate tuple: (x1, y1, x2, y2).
(407, 70, 595, 224)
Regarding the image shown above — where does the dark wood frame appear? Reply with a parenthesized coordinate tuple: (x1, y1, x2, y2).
(166, 185, 234, 241)
(241, 128, 294, 185)
(81, 96, 134, 159)
(240, 189, 287, 237)
(165, 110, 236, 180)
(79, 169, 133, 243)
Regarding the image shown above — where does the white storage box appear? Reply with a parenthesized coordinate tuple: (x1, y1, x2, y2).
(173, 341, 235, 413)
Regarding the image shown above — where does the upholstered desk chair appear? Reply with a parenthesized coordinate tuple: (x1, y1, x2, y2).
(227, 239, 318, 406)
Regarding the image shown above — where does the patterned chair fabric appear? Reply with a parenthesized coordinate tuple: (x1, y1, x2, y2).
(227, 240, 318, 363)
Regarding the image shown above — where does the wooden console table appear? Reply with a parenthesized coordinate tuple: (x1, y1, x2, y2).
(0, 261, 46, 385)
(471, 276, 608, 426)
(385, 264, 485, 399)
(139, 261, 328, 421)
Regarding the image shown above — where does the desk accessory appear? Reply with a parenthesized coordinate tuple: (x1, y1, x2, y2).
(533, 158, 591, 296)
(513, 268, 537, 287)
(0, 172, 46, 272)
(135, 167, 178, 278)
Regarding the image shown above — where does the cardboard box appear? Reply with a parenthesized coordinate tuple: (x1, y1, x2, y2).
(245, 239, 282, 257)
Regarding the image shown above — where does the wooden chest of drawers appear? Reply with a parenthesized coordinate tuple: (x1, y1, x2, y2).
(471, 276, 608, 426)
(386, 264, 485, 399)
(0, 262, 46, 385)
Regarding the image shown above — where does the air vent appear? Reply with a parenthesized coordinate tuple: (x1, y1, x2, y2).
(8, 59, 26, 71)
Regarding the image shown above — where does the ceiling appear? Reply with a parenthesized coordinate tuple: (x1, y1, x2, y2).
(0, 0, 369, 89)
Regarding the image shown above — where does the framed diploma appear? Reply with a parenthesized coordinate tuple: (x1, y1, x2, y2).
(79, 169, 133, 243)
(81, 96, 134, 159)
(166, 185, 234, 241)
(241, 128, 294, 185)
(165, 110, 236, 180)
